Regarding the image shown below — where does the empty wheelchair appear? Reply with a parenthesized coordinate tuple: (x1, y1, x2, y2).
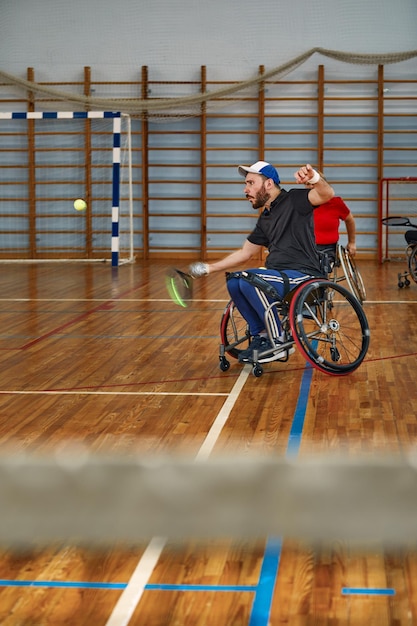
(331, 244, 366, 303)
(219, 271, 370, 378)
(381, 216, 417, 288)
(319, 244, 366, 303)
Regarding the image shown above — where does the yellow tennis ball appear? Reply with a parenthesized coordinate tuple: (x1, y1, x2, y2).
(74, 198, 87, 211)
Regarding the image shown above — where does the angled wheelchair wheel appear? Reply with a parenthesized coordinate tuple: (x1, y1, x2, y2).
(337, 244, 366, 303)
(219, 299, 250, 361)
(407, 245, 417, 284)
(289, 279, 370, 375)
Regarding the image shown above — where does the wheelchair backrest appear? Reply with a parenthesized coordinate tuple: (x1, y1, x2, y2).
(405, 230, 417, 245)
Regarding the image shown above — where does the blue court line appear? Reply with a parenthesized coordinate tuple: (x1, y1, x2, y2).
(248, 363, 314, 625)
(342, 587, 396, 596)
(248, 537, 282, 625)
(0, 579, 397, 599)
(0, 579, 256, 592)
(286, 364, 314, 458)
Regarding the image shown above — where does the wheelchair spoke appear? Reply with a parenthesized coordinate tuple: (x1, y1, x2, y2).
(289, 279, 370, 375)
(219, 300, 250, 360)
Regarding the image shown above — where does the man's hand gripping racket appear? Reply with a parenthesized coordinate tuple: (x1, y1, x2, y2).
(165, 262, 209, 308)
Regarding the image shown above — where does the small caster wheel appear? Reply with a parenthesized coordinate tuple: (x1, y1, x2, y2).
(398, 281, 404, 288)
(252, 365, 263, 377)
(405, 279, 411, 286)
(219, 357, 230, 372)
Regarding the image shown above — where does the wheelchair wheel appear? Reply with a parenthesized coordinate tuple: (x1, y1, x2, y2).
(407, 245, 417, 284)
(337, 244, 366, 303)
(289, 279, 370, 375)
(219, 299, 250, 360)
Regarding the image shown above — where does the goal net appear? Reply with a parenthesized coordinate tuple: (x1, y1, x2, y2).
(0, 112, 134, 266)
(379, 177, 417, 262)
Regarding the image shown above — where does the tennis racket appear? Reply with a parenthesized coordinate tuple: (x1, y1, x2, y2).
(381, 216, 417, 229)
(165, 267, 194, 308)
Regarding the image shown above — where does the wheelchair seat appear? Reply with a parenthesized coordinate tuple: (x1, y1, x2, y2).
(405, 230, 417, 246)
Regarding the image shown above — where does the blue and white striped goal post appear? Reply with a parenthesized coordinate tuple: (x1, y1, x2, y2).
(0, 111, 123, 267)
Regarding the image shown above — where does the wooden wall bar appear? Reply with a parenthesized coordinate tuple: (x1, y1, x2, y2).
(0, 64, 416, 260)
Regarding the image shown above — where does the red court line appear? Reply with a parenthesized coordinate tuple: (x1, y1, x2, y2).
(18, 279, 149, 351)
(19, 302, 116, 351)
(10, 348, 417, 391)
(42, 372, 243, 392)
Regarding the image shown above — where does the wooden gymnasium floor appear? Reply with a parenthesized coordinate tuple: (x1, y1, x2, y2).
(0, 258, 416, 625)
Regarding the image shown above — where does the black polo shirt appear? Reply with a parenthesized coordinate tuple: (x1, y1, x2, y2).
(247, 188, 322, 276)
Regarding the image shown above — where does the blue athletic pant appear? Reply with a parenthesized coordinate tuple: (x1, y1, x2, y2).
(226, 268, 313, 337)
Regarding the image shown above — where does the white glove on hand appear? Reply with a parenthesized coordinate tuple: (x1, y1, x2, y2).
(189, 261, 209, 278)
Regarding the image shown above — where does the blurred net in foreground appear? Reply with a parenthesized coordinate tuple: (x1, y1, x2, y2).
(1, 48, 417, 119)
(1, 454, 417, 548)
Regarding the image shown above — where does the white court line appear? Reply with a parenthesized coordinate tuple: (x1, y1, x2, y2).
(105, 364, 250, 626)
(0, 390, 228, 397)
(104, 536, 166, 626)
(0, 298, 228, 303)
(194, 366, 251, 462)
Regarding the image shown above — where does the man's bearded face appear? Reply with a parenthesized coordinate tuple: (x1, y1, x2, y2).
(248, 182, 270, 210)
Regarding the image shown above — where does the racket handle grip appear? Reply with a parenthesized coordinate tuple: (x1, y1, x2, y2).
(189, 262, 209, 278)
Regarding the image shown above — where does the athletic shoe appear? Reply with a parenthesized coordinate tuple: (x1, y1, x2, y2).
(238, 335, 272, 362)
(258, 342, 295, 363)
(238, 335, 296, 364)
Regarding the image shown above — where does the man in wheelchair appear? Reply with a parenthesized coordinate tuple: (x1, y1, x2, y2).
(189, 161, 335, 363)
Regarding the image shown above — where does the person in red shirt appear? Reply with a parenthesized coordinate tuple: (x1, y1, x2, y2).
(306, 174, 356, 264)
(314, 196, 356, 258)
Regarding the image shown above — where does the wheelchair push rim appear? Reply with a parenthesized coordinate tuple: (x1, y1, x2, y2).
(219, 299, 250, 359)
(289, 278, 370, 375)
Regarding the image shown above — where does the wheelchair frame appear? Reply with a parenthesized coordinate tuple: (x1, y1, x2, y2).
(381, 216, 417, 288)
(402, 245, 417, 287)
(219, 271, 370, 378)
(330, 244, 366, 303)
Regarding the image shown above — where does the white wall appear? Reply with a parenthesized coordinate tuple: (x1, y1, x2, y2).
(1, 0, 417, 81)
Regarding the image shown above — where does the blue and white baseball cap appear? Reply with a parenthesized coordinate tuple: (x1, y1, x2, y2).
(238, 161, 280, 185)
